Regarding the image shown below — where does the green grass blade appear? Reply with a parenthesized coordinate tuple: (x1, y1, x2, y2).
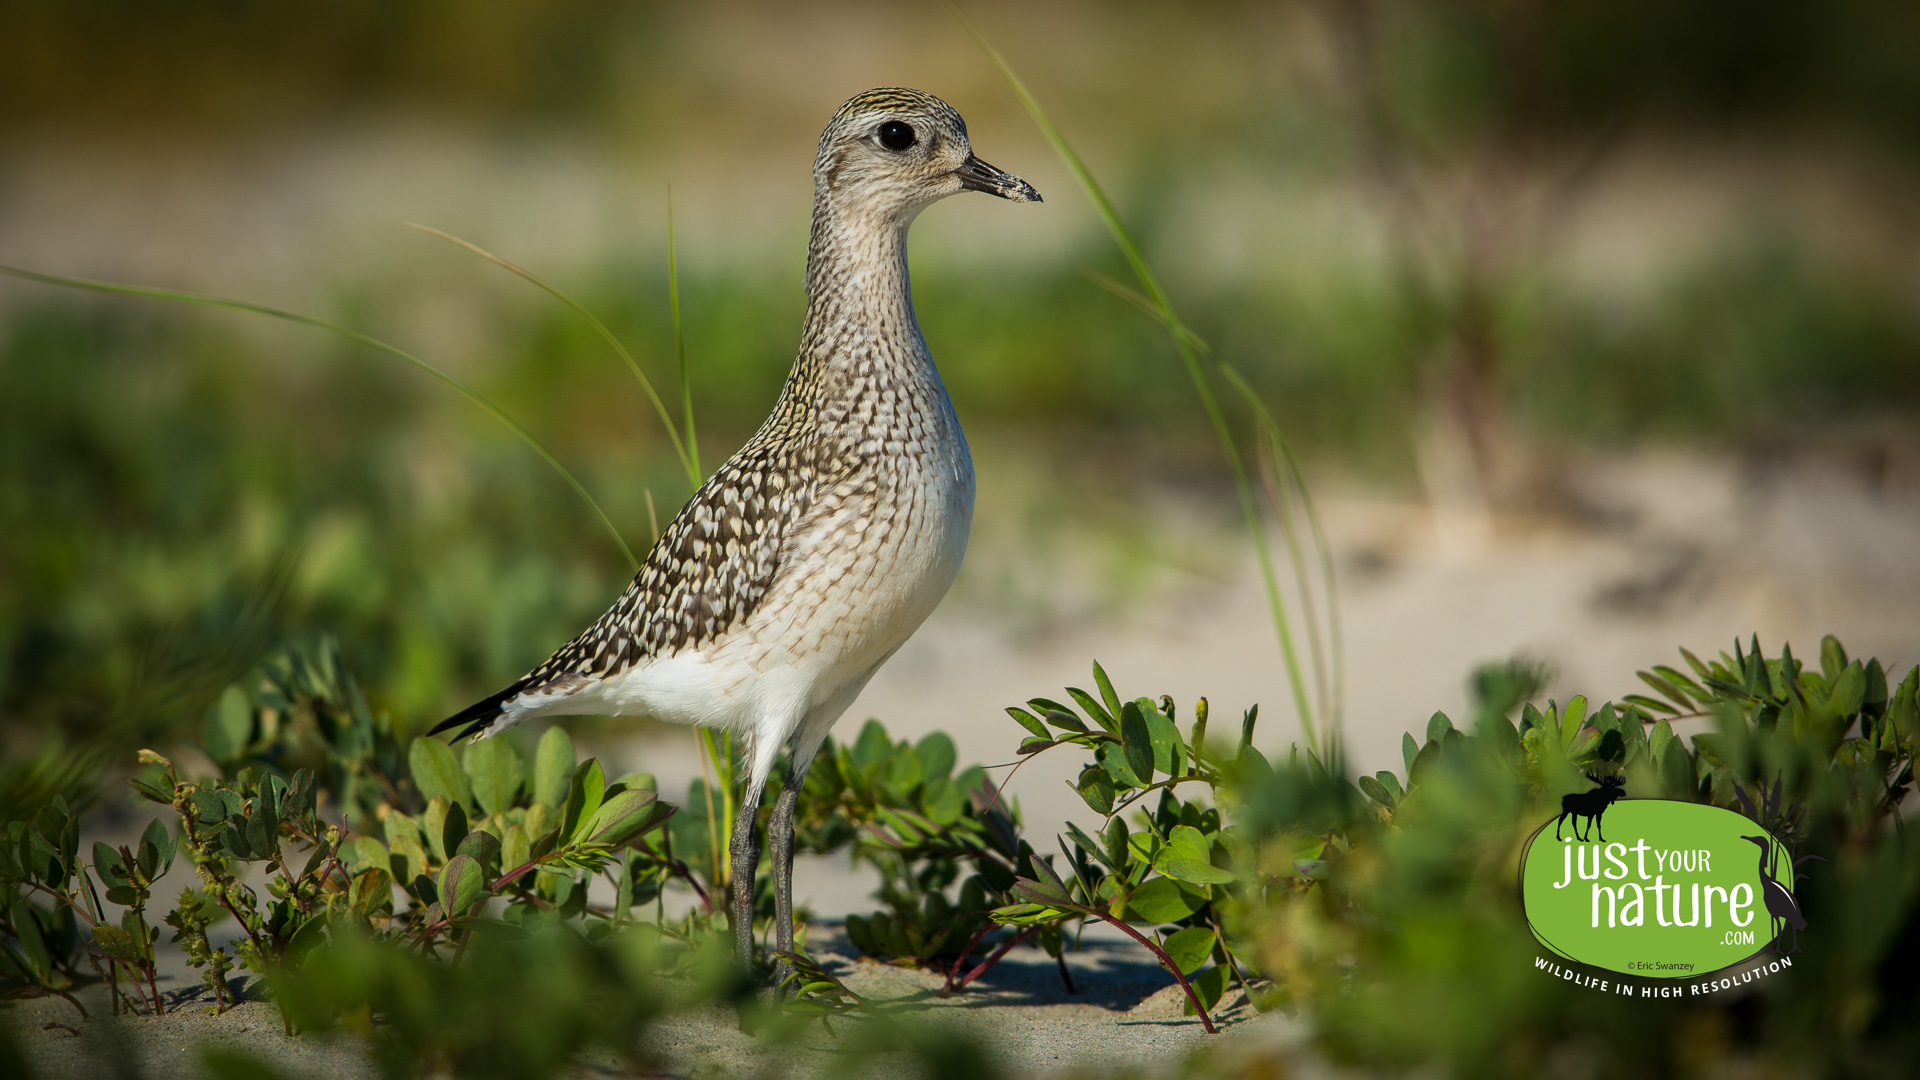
(1219, 363, 1345, 735)
(666, 188, 701, 482)
(405, 222, 701, 490)
(952, 5, 1332, 754)
(0, 263, 641, 573)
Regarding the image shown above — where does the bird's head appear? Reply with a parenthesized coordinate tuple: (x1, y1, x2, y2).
(1740, 834, 1770, 849)
(814, 87, 1040, 226)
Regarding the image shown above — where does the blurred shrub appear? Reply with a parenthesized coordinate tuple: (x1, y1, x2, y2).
(1237, 635, 1920, 1076)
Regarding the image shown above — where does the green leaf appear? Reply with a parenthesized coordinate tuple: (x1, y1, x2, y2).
(563, 759, 606, 843)
(1357, 774, 1394, 809)
(1820, 635, 1848, 682)
(852, 721, 892, 771)
(92, 842, 127, 887)
(1125, 877, 1205, 923)
(1378, 771, 1405, 803)
(464, 737, 525, 817)
(455, 828, 501, 872)
(532, 726, 576, 809)
(1067, 687, 1116, 730)
(244, 803, 277, 861)
(1140, 698, 1184, 777)
(1075, 766, 1115, 815)
(1402, 732, 1419, 773)
(1065, 821, 1111, 869)
(1092, 661, 1124, 721)
(1162, 925, 1217, 975)
(91, 924, 140, 963)
(1649, 718, 1675, 768)
(885, 745, 923, 793)
(190, 791, 226, 826)
(352, 867, 393, 918)
(203, 685, 253, 763)
(1044, 709, 1090, 734)
(1560, 695, 1588, 749)
(1027, 853, 1069, 899)
(1829, 662, 1866, 720)
(500, 824, 530, 876)
(1155, 825, 1232, 884)
(1102, 817, 1130, 872)
(913, 733, 956, 781)
(1011, 879, 1077, 910)
(1164, 825, 1209, 864)
(611, 771, 656, 794)
(422, 797, 451, 862)
(1005, 707, 1050, 740)
(348, 837, 389, 872)
(1120, 701, 1155, 785)
(1426, 712, 1453, 744)
(1187, 964, 1229, 1013)
(442, 799, 470, 860)
(384, 811, 425, 849)
(388, 836, 429, 886)
(583, 789, 673, 847)
(438, 853, 488, 917)
(411, 737, 474, 810)
(1158, 857, 1235, 886)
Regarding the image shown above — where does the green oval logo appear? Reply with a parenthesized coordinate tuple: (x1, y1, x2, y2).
(1520, 799, 1797, 978)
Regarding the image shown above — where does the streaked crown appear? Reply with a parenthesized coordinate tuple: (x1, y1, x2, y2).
(813, 87, 1039, 220)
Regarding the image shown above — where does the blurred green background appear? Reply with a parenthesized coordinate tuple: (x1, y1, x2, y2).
(3, 0, 1919, 777)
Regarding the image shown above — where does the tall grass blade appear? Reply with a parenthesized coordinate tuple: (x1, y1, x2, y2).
(665, 192, 732, 823)
(1219, 364, 1344, 729)
(0, 263, 640, 573)
(405, 223, 702, 490)
(666, 189, 701, 482)
(952, 6, 1341, 753)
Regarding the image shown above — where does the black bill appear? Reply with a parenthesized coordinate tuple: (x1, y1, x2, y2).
(954, 155, 1042, 202)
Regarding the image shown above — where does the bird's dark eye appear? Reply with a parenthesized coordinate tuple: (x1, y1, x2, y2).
(877, 120, 916, 151)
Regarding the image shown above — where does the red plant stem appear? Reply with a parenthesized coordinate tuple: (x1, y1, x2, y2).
(942, 923, 999, 996)
(42, 989, 88, 1020)
(491, 857, 543, 892)
(668, 859, 715, 913)
(1093, 912, 1216, 1033)
(217, 891, 274, 965)
(147, 955, 164, 1015)
(1055, 950, 1077, 994)
(950, 927, 1035, 993)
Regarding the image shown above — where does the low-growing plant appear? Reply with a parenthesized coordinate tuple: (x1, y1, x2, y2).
(821, 662, 1265, 1032)
(989, 665, 1265, 1032)
(1234, 635, 1919, 1076)
(789, 721, 1024, 969)
(2, 638, 681, 1029)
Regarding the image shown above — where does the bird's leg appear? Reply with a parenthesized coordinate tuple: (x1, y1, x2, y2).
(767, 747, 820, 991)
(728, 783, 765, 972)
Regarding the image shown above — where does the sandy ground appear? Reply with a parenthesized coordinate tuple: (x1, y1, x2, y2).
(14, 446, 1919, 1077)
(9, 928, 1305, 1080)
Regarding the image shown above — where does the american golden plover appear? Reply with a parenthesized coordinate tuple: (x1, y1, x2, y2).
(434, 87, 1039, 974)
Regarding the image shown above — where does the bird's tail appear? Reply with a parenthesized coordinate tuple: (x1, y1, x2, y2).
(429, 679, 530, 742)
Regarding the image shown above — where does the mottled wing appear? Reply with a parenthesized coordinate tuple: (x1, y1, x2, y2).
(430, 441, 812, 738)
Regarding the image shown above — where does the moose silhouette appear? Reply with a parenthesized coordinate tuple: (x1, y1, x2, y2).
(1554, 773, 1626, 842)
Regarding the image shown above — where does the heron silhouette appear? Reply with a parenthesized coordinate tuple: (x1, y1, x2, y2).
(1742, 834, 1806, 954)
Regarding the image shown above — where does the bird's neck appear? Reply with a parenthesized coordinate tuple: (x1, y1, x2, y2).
(793, 197, 930, 388)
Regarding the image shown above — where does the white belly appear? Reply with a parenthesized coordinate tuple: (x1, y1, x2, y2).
(590, 424, 974, 740)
